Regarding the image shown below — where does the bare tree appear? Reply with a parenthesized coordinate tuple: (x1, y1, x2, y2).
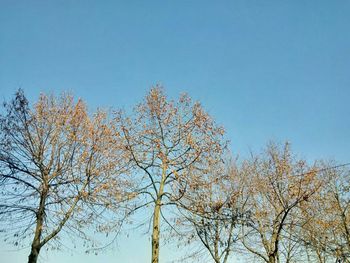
(177, 159, 249, 263)
(0, 90, 126, 263)
(114, 86, 226, 263)
(239, 142, 322, 263)
(300, 164, 350, 262)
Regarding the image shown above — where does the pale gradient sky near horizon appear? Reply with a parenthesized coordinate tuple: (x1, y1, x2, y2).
(0, 1, 350, 262)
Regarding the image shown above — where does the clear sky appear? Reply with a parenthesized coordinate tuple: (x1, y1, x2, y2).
(0, 1, 349, 262)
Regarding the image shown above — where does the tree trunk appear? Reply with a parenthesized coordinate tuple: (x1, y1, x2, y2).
(214, 220, 219, 262)
(28, 217, 43, 263)
(151, 200, 161, 263)
(28, 182, 48, 263)
(28, 244, 41, 263)
(268, 254, 276, 263)
(151, 163, 166, 263)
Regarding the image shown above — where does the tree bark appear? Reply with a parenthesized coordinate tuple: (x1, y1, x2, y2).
(268, 254, 277, 263)
(151, 199, 161, 263)
(28, 245, 41, 263)
(28, 182, 48, 263)
(151, 163, 166, 263)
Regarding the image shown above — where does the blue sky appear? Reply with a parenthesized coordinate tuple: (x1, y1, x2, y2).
(0, 1, 350, 262)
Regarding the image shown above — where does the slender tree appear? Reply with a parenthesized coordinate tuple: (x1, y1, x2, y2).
(114, 86, 226, 263)
(0, 90, 126, 263)
(177, 160, 249, 263)
(300, 164, 350, 262)
(239, 142, 322, 263)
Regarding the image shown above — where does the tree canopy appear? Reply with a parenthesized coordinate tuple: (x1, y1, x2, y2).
(0, 87, 349, 263)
